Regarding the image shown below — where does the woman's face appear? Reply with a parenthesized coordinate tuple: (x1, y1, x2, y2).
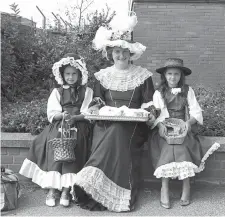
(112, 47, 131, 66)
(63, 66, 80, 85)
(165, 68, 182, 88)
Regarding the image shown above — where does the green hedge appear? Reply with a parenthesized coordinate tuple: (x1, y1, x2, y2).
(1, 86, 225, 136)
(1, 10, 114, 102)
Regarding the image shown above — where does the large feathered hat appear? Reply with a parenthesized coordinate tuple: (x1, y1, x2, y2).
(92, 11, 146, 61)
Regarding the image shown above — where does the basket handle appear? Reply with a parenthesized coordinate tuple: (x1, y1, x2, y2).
(61, 113, 72, 142)
(61, 114, 65, 143)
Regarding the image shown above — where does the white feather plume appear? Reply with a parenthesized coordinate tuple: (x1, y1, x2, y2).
(109, 12, 138, 32)
(92, 26, 112, 50)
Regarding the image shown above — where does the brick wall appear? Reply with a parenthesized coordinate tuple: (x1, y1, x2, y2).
(1, 133, 225, 185)
(132, 1, 225, 89)
(1, 147, 29, 174)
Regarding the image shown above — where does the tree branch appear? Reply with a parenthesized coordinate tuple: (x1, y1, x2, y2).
(81, 0, 94, 13)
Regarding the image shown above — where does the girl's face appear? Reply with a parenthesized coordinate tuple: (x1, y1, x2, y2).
(63, 66, 79, 85)
(165, 68, 182, 88)
(112, 47, 131, 66)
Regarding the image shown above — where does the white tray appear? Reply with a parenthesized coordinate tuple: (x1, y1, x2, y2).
(84, 114, 148, 122)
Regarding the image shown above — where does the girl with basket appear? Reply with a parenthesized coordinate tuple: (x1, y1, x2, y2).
(19, 53, 93, 207)
(148, 58, 220, 209)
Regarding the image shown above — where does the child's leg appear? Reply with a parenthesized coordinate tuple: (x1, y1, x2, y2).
(46, 188, 57, 207)
(180, 178, 190, 206)
(60, 187, 70, 207)
(160, 178, 171, 208)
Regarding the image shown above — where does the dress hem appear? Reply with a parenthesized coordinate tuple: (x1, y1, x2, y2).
(19, 158, 77, 190)
(154, 142, 220, 180)
(71, 166, 131, 212)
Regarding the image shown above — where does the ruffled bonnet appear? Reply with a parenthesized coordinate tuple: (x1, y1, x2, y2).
(52, 53, 88, 85)
(92, 11, 146, 61)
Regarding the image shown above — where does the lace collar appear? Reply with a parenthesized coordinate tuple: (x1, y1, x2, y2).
(94, 65, 153, 91)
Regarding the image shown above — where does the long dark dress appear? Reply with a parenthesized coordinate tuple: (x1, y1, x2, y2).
(72, 74, 154, 212)
(19, 86, 92, 190)
(149, 85, 220, 180)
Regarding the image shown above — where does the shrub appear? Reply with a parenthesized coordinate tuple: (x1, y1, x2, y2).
(194, 85, 225, 137)
(1, 86, 225, 136)
(1, 8, 114, 103)
(1, 98, 48, 135)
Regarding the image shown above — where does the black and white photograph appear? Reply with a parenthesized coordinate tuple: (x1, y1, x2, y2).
(1, 0, 225, 216)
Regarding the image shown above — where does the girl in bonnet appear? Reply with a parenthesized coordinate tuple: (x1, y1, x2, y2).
(71, 12, 155, 212)
(19, 53, 93, 207)
(148, 58, 220, 209)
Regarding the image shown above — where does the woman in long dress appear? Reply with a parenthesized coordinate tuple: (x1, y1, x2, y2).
(71, 12, 155, 212)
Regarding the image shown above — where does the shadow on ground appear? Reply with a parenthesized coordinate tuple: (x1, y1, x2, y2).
(2, 182, 225, 216)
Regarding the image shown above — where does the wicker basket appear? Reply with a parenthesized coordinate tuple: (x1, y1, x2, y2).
(48, 116, 76, 162)
(162, 118, 188, 145)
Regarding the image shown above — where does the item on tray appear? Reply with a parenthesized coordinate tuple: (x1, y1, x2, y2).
(98, 105, 149, 118)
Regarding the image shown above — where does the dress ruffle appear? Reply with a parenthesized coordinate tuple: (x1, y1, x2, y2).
(19, 158, 76, 190)
(154, 142, 220, 180)
(52, 57, 88, 85)
(154, 161, 198, 180)
(71, 166, 131, 212)
(95, 65, 153, 91)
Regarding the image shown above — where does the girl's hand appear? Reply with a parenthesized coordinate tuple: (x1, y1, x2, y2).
(158, 123, 167, 137)
(66, 114, 85, 125)
(66, 116, 76, 125)
(63, 111, 71, 120)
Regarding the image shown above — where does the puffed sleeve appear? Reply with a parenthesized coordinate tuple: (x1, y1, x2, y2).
(80, 86, 94, 114)
(47, 88, 62, 123)
(187, 86, 203, 125)
(140, 76, 155, 109)
(151, 90, 170, 129)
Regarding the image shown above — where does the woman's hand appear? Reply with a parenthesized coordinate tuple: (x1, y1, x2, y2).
(146, 113, 156, 127)
(88, 105, 99, 115)
(158, 122, 167, 137)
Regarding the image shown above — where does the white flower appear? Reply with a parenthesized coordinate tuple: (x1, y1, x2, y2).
(171, 88, 181, 95)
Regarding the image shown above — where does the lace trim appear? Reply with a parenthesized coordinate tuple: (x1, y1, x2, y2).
(154, 161, 198, 180)
(52, 57, 88, 85)
(196, 142, 220, 172)
(154, 142, 220, 180)
(95, 65, 153, 91)
(19, 158, 76, 190)
(101, 40, 146, 61)
(71, 166, 131, 212)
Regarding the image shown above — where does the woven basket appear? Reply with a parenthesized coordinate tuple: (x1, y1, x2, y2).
(162, 118, 187, 145)
(48, 115, 76, 162)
